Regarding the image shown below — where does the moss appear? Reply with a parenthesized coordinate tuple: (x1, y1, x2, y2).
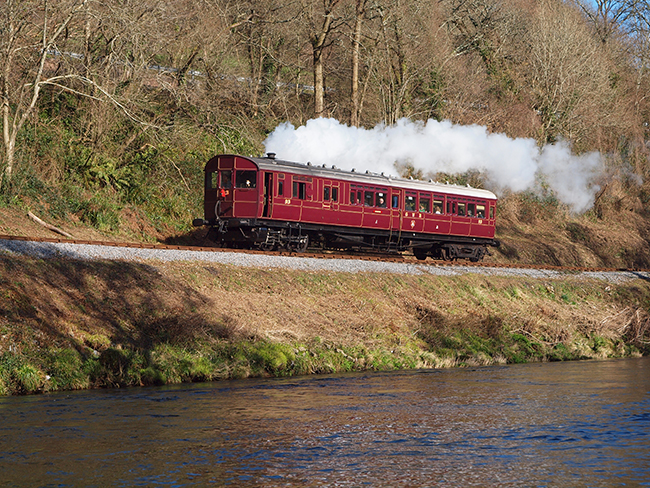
(251, 342, 293, 375)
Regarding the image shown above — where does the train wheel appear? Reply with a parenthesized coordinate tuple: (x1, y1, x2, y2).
(289, 235, 309, 253)
(296, 235, 309, 253)
(470, 247, 486, 262)
(414, 248, 428, 261)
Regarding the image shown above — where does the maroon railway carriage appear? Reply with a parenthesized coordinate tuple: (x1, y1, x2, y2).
(193, 153, 500, 261)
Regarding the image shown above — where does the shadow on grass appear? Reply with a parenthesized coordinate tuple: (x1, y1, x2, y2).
(0, 253, 242, 392)
(162, 227, 216, 247)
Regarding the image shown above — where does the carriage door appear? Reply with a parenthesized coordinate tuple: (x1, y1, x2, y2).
(331, 182, 340, 212)
(263, 172, 273, 217)
(390, 189, 402, 232)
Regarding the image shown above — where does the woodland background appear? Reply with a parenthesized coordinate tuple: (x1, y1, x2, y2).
(3, 0, 650, 266)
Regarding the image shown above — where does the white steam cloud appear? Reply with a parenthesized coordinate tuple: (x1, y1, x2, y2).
(263, 118, 604, 213)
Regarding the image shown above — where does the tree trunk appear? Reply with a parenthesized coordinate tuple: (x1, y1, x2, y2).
(350, 1, 364, 126)
(314, 48, 325, 117)
(309, 0, 339, 118)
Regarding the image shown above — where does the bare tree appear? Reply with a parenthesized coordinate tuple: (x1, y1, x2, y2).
(368, 0, 444, 124)
(621, 0, 650, 121)
(227, 1, 303, 118)
(527, 0, 613, 145)
(377, 3, 407, 124)
(1, 0, 90, 186)
(573, 0, 629, 44)
(301, 0, 347, 117)
(441, 0, 503, 58)
(351, 0, 371, 126)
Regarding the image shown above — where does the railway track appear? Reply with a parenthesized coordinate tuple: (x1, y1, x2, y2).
(1, 233, 647, 275)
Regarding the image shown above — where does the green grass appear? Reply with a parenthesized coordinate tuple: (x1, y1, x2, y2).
(46, 348, 89, 391)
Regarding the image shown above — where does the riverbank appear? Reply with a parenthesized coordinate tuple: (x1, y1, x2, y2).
(1, 254, 649, 395)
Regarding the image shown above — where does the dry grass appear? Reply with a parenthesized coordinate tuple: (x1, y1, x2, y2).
(492, 189, 650, 269)
(0, 253, 649, 394)
(2, 255, 648, 357)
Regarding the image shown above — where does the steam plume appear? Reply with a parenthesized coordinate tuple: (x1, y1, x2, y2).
(263, 118, 603, 212)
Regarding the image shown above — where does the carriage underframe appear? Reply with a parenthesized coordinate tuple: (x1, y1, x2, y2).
(205, 217, 497, 262)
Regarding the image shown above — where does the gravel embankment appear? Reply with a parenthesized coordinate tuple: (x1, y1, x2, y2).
(1, 238, 647, 283)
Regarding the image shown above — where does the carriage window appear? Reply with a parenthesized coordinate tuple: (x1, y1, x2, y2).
(458, 203, 466, 216)
(476, 204, 485, 218)
(392, 195, 399, 208)
(357, 191, 362, 204)
(433, 200, 443, 214)
(490, 206, 495, 219)
(419, 197, 430, 213)
(221, 170, 232, 189)
(324, 187, 330, 201)
(235, 170, 256, 188)
(350, 191, 356, 204)
(278, 181, 284, 196)
(468, 203, 475, 217)
(293, 181, 306, 199)
(332, 187, 338, 202)
(364, 191, 374, 206)
(405, 195, 416, 211)
(376, 192, 387, 208)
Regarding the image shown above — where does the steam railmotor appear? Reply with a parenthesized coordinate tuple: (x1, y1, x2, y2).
(193, 153, 499, 261)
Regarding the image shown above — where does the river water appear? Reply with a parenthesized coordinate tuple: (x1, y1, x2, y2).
(1, 357, 648, 487)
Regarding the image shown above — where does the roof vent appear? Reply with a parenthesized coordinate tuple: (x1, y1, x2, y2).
(307, 162, 312, 166)
(266, 152, 276, 159)
(351, 168, 355, 172)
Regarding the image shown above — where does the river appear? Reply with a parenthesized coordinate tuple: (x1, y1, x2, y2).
(1, 357, 649, 487)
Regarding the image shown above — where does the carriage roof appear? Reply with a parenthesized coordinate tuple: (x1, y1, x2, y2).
(245, 154, 497, 201)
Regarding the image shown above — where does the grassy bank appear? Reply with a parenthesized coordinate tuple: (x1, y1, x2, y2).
(1, 255, 649, 395)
